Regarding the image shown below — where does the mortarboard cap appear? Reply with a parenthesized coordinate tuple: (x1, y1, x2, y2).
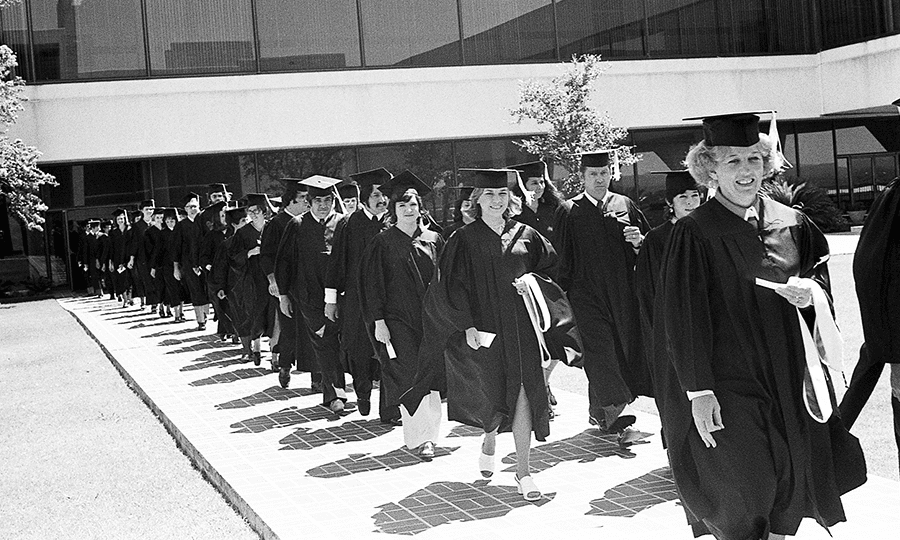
(181, 192, 200, 206)
(207, 183, 231, 195)
(279, 177, 309, 192)
(162, 207, 177, 221)
(337, 180, 360, 199)
(151, 207, 165, 216)
(349, 168, 392, 190)
(381, 170, 432, 198)
(578, 150, 616, 169)
(225, 205, 247, 225)
(112, 208, 126, 218)
(300, 175, 343, 198)
(245, 193, 275, 214)
(87, 219, 100, 226)
(651, 170, 700, 202)
(206, 201, 227, 214)
(509, 160, 547, 180)
(460, 168, 518, 189)
(139, 199, 156, 209)
(682, 111, 771, 147)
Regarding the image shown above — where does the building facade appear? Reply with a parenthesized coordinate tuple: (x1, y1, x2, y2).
(2, 0, 899, 288)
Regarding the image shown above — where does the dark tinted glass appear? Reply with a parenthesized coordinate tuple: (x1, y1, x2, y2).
(256, 1, 361, 71)
(146, 0, 255, 76)
(83, 161, 145, 207)
(820, 0, 888, 50)
(632, 127, 703, 226)
(29, 0, 146, 81)
(645, 0, 718, 57)
(159, 154, 251, 206)
(359, 0, 460, 67)
(254, 148, 357, 197)
(460, 0, 556, 64)
(0, 1, 31, 79)
(835, 117, 900, 155)
(556, 0, 645, 59)
(794, 120, 836, 196)
(43, 165, 72, 210)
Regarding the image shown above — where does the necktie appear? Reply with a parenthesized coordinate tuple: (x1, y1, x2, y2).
(744, 206, 759, 230)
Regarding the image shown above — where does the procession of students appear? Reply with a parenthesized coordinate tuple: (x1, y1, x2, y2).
(72, 111, 880, 540)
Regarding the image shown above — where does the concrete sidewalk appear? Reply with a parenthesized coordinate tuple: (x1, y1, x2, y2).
(60, 293, 898, 540)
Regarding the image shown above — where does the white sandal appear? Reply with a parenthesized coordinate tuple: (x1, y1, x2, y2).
(515, 474, 541, 502)
(479, 450, 495, 478)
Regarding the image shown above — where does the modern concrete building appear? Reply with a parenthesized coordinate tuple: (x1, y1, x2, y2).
(1, 0, 898, 288)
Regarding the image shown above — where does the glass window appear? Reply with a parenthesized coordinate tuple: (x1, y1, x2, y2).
(82, 161, 145, 207)
(357, 142, 454, 222)
(645, 0, 719, 57)
(819, 0, 887, 50)
(256, 1, 360, 72)
(359, 0, 460, 67)
(158, 154, 252, 206)
(835, 118, 900, 155)
(460, 0, 555, 64)
(556, 0, 645, 59)
(0, 0, 32, 79)
(43, 165, 73, 210)
(28, 0, 146, 81)
(254, 148, 357, 197)
(794, 121, 836, 198)
(145, 0, 255, 76)
(874, 154, 897, 191)
(631, 127, 703, 226)
(770, 0, 817, 53)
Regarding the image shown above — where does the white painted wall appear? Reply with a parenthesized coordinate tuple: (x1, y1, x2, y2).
(9, 35, 899, 164)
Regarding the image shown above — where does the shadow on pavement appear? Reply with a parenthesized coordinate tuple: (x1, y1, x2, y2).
(182, 350, 245, 372)
(446, 424, 483, 438)
(307, 445, 459, 478)
(586, 466, 678, 517)
(230, 402, 356, 434)
(498, 429, 637, 475)
(372, 480, 554, 535)
(278, 418, 397, 451)
(190, 367, 270, 387)
(215, 386, 315, 409)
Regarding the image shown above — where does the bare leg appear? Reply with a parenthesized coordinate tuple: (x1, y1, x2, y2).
(768, 534, 786, 540)
(482, 429, 497, 456)
(512, 385, 532, 480)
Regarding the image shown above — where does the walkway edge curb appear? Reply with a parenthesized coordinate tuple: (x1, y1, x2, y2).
(65, 306, 277, 540)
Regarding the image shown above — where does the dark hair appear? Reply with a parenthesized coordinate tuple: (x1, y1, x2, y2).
(207, 207, 226, 232)
(386, 188, 424, 226)
(510, 173, 562, 210)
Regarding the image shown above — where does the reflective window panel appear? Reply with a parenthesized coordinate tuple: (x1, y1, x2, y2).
(158, 154, 251, 206)
(556, 0, 645, 59)
(359, 0, 460, 67)
(29, 0, 146, 81)
(82, 161, 145, 207)
(254, 148, 357, 197)
(256, 1, 361, 72)
(645, 0, 718, 57)
(0, 0, 32, 79)
(460, 0, 556, 64)
(146, 0, 255, 76)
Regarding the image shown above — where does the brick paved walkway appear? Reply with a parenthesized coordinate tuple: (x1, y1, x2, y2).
(60, 295, 899, 540)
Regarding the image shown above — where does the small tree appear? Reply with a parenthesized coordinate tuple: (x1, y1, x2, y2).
(0, 42, 56, 230)
(510, 54, 635, 197)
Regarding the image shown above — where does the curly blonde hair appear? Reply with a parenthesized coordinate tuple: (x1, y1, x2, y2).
(684, 133, 784, 187)
(462, 187, 522, 221)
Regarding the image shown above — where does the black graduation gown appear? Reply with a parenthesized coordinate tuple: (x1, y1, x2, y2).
(208, 233, 235, 336)
(129, 219, 150, 298)
(108, 226, 132, 296)
(554, 191, 653, 404)
(87, 234, 102, 290)
(158, 227, 185, 307)
(440, 220, 465, 241)
(359, 226, 444, 409)
(173, 216, 208, 306)
(275, 211, 345, 374)
(200, 228, 228, 331)
(326, 210, 385, 378)
(418, 219, 557, 441)
(659, 198, 865, 539)
(143, 225, 163, 305)
(227, 224, 273, 339)
(512, 200, 558, 247)
(634, 219, 675, 404)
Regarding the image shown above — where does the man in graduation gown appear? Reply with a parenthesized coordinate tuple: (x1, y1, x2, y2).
(840, 178, 900, 472)
(554, 149, 651, 440)
(260, 179, 311, 382)
(634, 171, 702, 429)
(207, 183, 233, 205)
(129, 200, 155, 309)
(275, 176, 348, 413)
(173, 192, 210, 330)
(325, 168, 394, 421)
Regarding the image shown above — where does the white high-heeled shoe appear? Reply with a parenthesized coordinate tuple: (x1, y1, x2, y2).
(479, 449, 495, 478)
(515, 474, 541, 501)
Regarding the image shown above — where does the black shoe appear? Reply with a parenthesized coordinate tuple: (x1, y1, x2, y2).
(310, 381, 323, 394)
(358, 399, 371, 416)
(198, 322, 206, 331)
(546, 385, 557, 406)
(278, 367, 291, 389)
(252, 351, 261, 366)
(380, 418, 402, 427)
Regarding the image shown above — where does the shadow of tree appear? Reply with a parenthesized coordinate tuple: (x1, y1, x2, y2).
(190, 367, 270, 387)
(307, 445, 459, 478)
(586, 466, 678, 517)
(372, 480, 554, 535)
(230, 402, 357, 434)
(497, 429, 637, 475)
(278, 419, 397, 451)
(215, 386, 315, 409)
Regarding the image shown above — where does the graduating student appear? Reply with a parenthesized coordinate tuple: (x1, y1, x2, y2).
(634, 171, 702, 426)
(207, 183, 232, 205)
(337, 179, 360, 214)
(440, 186, 475, 240)
(419, 169, 558, 501)
(144, 208, 165, 315)
(84, 220, 102, 296)
(553, 149, 651, 443)
(98, 220, 114, 298)
(210, 206, 245, 342)
(157, 208, 184, 320)
(108, 208, 134, 307)
(359, 171, 445, 457)
(228, 194, 276, 365)
(173, 192, 210, 330)
(325, 167, 392, 421)
(660, 112, 865, 540)
(261, 179, 310, 376)
(275, 176, 347, 413)
(129, 200, 155, 309)
(199, 201, 229, 337)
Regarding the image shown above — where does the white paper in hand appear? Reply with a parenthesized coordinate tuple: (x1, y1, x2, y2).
(385, 340, 397, 359)
(477, 331, 496, 348)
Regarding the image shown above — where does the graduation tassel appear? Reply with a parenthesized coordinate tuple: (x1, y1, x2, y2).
(612, 151, 621, 182)
(768, 110, 793, 170)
